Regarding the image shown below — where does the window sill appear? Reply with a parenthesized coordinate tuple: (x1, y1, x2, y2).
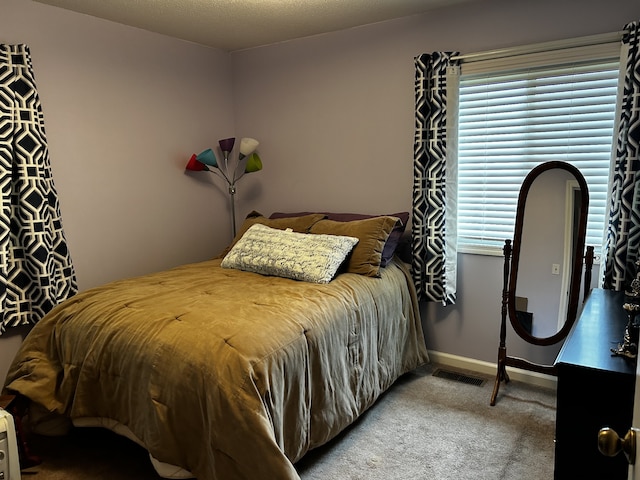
(458, 245, 506, 257)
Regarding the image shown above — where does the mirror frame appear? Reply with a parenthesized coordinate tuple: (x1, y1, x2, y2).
(507, 161, 589, 346)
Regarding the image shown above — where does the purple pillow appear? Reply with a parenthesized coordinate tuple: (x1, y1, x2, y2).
(269, 211, 410, 267)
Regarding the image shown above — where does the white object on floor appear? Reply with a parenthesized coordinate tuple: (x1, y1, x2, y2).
(0, 409, 21, 480)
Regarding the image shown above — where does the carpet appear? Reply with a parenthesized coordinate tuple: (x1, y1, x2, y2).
(18, 363, 556, 479)
(297, 364, 556, 480)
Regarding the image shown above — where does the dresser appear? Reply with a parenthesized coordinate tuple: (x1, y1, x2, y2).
(554, 288, 636, 479)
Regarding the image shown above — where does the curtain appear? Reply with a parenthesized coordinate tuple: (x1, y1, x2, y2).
(0, 44, 77, 335)
(412, 52, 460, 305)
(603, 21, 640, 291)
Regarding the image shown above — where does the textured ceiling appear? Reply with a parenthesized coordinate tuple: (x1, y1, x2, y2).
(33, 0, 475, 52)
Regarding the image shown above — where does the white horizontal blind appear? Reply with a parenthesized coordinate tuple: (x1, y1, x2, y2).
(457, 43, 621, 255)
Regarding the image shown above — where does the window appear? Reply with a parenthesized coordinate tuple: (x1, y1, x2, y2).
(456, 37, 621, 256)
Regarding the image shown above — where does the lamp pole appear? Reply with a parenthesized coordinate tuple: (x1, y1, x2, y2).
(229, 183, 237, 238)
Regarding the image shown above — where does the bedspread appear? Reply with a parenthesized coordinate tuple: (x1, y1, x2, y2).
(3, 257, 428, 480)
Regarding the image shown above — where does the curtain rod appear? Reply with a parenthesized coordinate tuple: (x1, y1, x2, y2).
(451, 31, 624, 63)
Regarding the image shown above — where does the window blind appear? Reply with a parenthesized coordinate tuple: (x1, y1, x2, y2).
(457, 42, 621, 255)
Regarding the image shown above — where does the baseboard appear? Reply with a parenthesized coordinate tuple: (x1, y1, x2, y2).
(428, 350, 558, 391)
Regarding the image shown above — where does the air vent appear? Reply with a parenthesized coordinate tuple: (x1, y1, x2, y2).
(432, 368, 486, 386)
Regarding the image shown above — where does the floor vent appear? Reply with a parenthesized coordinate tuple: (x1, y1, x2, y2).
(432, 369, 486, 387)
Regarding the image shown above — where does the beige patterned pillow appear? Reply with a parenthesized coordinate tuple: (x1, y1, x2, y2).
(221, 224, 359, 283)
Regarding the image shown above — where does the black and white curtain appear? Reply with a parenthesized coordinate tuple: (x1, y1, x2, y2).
(412, 52, 460, 305)
(0, 44, 77, 335)
(603, 21, 640, 291)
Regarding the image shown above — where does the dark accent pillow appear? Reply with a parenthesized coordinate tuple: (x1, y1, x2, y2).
(269, 211, 410, 267)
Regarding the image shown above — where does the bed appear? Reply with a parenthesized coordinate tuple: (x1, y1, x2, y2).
(2, 212, 429, 480)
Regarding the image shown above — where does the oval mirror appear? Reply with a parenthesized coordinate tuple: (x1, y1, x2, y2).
(507, 161, 589, 346)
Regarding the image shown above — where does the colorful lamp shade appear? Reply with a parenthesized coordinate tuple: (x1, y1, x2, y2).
(239, 137, 259, 158)
(185, 154, 207, 171)
(244, 153, 262, 173)
(185, 137, 263, 237)
(196, 148, 218, 167)
(219, 137, 235, 155)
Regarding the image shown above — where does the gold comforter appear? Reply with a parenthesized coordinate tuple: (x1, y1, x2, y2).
(3, 258, 428, 480)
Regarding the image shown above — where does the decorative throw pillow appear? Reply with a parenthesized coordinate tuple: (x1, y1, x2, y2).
(217, 212, 327, 258)
(309, 216, 400, 277)
(269, 211, 409, 267)
(377, 212, 409, 266)
(221, 224, 359, 283)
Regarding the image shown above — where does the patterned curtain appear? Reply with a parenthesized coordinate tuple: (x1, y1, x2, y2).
(0, 44, 77, 335)
(603, 21, 640, 291)
(412, 52, 460, 305)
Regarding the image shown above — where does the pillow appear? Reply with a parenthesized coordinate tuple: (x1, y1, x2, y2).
(376, 212, 409, 266)
(221, 224, 359, 284)
(309, 216, 400, 277)
(217, 212, 327, 258)
(270, 211, 409, 267)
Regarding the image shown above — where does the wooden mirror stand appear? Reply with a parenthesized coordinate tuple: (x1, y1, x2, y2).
(490, 161, 594, 406)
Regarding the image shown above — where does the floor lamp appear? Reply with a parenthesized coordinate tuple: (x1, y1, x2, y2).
(186, 137, 262, 237)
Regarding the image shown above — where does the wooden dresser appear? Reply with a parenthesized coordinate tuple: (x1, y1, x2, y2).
(554, 288, 636, 479)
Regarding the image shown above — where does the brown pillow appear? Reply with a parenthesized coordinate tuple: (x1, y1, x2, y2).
(270, 211, 409, 267)
(309, 216, 400, 277)
(217, 212, 327, 258)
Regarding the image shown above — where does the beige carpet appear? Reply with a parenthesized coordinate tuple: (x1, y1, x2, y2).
(18, 363, 556, 480)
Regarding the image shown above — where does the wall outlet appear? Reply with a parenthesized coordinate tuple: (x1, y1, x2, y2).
(552, 264, 560, 275)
